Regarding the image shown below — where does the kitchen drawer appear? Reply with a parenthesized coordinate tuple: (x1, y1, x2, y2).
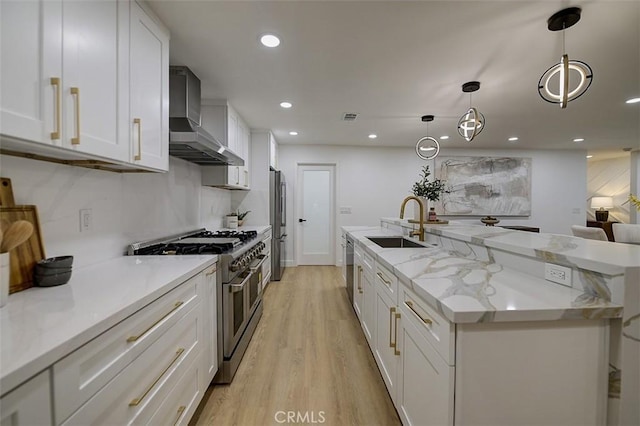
(262, 228, 273, 241)
(354, 243, 363, 262)
(147, 353, 203, 426)
(61, 302, 202, 425)
(54, 275, 201, 424)
(375, 262, 398, 302)
(399, 285, 454, 365)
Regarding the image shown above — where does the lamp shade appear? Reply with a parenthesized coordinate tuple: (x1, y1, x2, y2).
(590, 196, 613, 209)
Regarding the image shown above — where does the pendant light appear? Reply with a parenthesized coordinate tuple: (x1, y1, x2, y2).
(415, 115, 440, 160)
(538, 7, 593, 108)
(457, 81, 485, 142)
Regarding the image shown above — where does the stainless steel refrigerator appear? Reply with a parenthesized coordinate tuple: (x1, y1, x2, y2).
(270, 169, 286, 280)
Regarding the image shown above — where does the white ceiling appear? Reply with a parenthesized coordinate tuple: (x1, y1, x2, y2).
(148, 0, 640, 154)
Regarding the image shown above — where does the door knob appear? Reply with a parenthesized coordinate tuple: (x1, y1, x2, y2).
(298, 218, 307, 223)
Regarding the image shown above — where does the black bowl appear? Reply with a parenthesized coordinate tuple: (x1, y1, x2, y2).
(37, 256, 74, 269)
(34, 264, 72, 276)
(34, 270, 72, 287)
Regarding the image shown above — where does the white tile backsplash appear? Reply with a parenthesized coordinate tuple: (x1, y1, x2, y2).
(0, 155, 230, 268)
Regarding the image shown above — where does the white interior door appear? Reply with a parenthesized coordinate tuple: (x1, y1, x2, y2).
(296, 164, 335, 265)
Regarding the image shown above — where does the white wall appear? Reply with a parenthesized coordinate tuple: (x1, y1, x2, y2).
(278, 145, 587, 266)
(587, 155, 631, 224)
(0, 155, 230, 268)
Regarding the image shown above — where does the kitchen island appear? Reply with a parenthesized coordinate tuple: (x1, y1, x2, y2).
(343, 219, 639, 426)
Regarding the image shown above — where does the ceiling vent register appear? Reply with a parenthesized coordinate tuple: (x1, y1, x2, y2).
(342, 113, 359, 121)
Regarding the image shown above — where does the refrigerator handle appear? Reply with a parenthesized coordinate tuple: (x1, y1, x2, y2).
(281, 181, 286, 227)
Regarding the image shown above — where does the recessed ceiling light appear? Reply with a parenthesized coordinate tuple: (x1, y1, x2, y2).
(508, 137, 519, 142)
(440, 136, 449, 140)
(289, 131, 298, 136)
(368, 134, 377, 139)
(626, 97, 640, 104)
(586, 155, 593, 158)
(573, 138, 585, 142)
(280, 101, 292, 109)
(260, 34, 280, 48)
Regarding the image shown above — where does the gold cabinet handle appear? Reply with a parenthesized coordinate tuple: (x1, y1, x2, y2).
(357, 265, 363, 293)
(205, 267, 217, 276)
(405, 301, 433, 325)
(70, 87, 80, 144)
(127, 301, 184, 343)
(394, 312, 401, 356)
(50, 78, 61, 140)
(129, 348, 184, 406)
(173, 405, 186, 426)
(389, 307, 396, 348)
(134, 118, 142, 160)
(377, 272, 391, 286)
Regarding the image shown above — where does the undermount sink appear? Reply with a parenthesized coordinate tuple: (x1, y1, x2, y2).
(366, 236, 428, 248)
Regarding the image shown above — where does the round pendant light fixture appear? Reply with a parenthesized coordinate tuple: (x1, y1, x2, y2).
(415, 115, 440, 160)
(457, 81, 485, 142)
(538, 7, 593, 108)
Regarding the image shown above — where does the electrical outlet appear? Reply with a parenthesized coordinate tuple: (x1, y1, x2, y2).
(340, 206, 352, 214)
(544, 263, 572, 287)
(79, 209, 92, 232)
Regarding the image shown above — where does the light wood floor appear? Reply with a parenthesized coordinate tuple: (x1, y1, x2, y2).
(191, 266, 401, 426)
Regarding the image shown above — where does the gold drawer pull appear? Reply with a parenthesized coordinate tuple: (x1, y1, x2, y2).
(127, 301, 184, 342)
(357, 265, 363, 293)
(389, 307, 396, 348)
(205, 267, 217, 276)
(134, 118, 142, 161)
(377, 272, 391, 286)
(394, 312, 401, 356)
(405, 301, 433, 325)
(70, 87, 80, 144)
(50, 77, 61, 140)
(129, 348, 184, 406)
(174, 405, 186, 426)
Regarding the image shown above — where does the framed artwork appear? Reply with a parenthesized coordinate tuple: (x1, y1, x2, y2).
(434, 156, 532, 216)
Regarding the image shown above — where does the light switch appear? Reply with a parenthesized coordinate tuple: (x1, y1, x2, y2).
(340, 206, 352, 214)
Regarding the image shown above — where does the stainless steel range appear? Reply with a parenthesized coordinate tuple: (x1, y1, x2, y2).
(127, 228, 266, 383)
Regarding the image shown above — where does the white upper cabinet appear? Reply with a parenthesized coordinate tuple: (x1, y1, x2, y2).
(269, 133, 278, 169)
(1, 0, 61, 145)
(61, 0, 129, 161)
(129, 1, 169, 171)
(0, 0, 169, 173)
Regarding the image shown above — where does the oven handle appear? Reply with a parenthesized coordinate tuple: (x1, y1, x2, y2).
(249, 254, 267, 272)
(229, 273, 251, 293)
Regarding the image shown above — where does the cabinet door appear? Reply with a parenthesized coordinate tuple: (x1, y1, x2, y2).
(269, 133, 278, 169)
(129, 1, 168, 171)
(361, 272, 375, 346)
(202, 265, 218, 384)
(397, 316, 454, 426)
(353, 260, 363, 320)
(62, 0, 129, 160)
(226, 107, 238, 154)
(0, 370, 52, 425)
(341, 234, 346, 282)
(0, 0, 61, 145)
(374, 290, 399, 403)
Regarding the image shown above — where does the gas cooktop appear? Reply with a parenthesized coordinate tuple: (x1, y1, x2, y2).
(128, 229, 259, 256)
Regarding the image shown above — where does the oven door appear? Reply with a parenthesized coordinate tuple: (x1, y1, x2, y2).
(248, 255, 267, 315)
(223, 269, 251, 358)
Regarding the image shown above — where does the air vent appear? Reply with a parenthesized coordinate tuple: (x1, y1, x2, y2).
(342, 112, 358, 121)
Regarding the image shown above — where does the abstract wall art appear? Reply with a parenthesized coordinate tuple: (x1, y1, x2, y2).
(434, 156, 532, 216)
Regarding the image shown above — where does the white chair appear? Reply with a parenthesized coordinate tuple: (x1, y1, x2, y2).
(612, 223, 640, 244)
(571, 225, 608, 241)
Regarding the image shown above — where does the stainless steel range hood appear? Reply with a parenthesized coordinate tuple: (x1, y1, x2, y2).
(169, 66, 244, 166)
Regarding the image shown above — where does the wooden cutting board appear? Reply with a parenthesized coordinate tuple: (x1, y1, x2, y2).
(0, 206, 46, 293)
(0, 178, 16, 207)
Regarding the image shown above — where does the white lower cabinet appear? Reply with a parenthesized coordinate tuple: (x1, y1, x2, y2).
(0, 370, 52, 425)
(202, 264, 218, 385)
(397, 311, 454, 426)
(373, 288, 399, 403)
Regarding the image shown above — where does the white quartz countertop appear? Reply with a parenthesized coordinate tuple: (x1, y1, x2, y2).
(344, 226, 623, 324)
(0, 255, 217, 394)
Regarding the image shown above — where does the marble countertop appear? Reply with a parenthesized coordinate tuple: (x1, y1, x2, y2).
(344, 226, 623, 324)
(0, 255, 217, 394)
(381, 218, 640, 275)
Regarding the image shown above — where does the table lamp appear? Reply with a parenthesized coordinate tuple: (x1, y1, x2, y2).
(590, 196, 613, 222)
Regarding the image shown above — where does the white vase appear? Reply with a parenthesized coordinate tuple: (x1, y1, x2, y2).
(412, 197, 429, 222)
(0, 252, 9, 308)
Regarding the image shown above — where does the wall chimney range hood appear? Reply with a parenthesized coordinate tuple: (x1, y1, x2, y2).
(169, 66, 244, 166)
